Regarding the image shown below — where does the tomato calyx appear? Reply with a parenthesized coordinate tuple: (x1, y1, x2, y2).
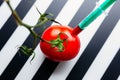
(49, 33, 68, 52)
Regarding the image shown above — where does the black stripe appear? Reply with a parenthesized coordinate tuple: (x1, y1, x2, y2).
(0, 0, 68, 80)
(33, 0, 96, 80)
(0, 0, 36, 51)
(0, 0, 3, 6)
(66, 1, 120, 80)
(101, 49, 120, 80)
(32, 58, 59, 80)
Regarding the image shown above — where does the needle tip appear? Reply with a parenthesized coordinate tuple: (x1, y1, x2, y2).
(72, 26, 83, 36)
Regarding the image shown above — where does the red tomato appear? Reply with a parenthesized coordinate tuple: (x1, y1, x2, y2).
(40, 25, 80, 62)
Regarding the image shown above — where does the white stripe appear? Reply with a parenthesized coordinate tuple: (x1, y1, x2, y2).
(0, 0, 46, 75)
(49, 0, 113, 80)
(15, 0, 84, 79)
(118, 75, 120, 80)
(82, 20, 120, 80)
(0, 0, 21, 29)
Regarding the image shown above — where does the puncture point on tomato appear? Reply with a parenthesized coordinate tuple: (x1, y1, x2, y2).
(40, 0, 116, 62)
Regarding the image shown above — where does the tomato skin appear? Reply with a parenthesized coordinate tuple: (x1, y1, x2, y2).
(40, 25, 80, 62)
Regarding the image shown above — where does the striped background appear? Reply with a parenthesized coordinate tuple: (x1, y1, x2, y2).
(0, 0, 120, 80)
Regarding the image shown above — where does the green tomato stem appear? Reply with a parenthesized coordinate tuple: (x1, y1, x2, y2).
(6, 0, 22, 25)
(6, 0, 41, 41)
(34, 18, 48, 28)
